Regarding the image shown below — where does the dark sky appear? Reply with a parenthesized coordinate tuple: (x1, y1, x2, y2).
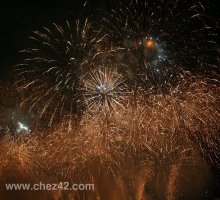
(0, 0, 219, 81)
(0, 0, 108, 80)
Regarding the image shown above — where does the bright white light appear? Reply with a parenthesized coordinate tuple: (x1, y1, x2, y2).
(17, 122, 31, 133)
(97, 83, 108, 93)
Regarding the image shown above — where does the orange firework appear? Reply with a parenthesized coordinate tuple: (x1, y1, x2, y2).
(0, 135, 41, 184)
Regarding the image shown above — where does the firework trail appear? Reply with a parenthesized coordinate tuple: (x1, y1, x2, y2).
(96, 76, 219, 198)
(0, 77, 219, 199)
(103, 0, 219, 91)
(14, 18, 111, 127)
(4, 0, 219, 199)
(13, 0, 219, 131)
(81, 65, 129, 112)
(69, 77, 219, 199)
(0, 135, 41, 183)
(0, 134, 65, 200)
(40, 113, 124, 199)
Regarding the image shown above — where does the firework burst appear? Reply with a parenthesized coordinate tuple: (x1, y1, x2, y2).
(103, 0, 219, 90)
(14, 18, 110, 127)
(2, 0, 219, 198)
(0, 135, 41, 183)
(81, 65, 129, 112)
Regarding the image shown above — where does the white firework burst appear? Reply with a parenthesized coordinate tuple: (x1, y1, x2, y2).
(81, 66, 129, 112)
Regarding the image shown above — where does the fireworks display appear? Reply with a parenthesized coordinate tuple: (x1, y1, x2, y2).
(81, 65, 129, 112)
(103, 0, 219, 90)
(0, 0, 219, 199)
(14, 18, 111, 126)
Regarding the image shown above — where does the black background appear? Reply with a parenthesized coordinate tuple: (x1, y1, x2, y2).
(0, 0, 219, 80)
(0, 0, 108, 80)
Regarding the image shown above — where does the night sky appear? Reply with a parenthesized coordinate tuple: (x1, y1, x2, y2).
(0, 1, 220, 199)
(0, 0, 108, 80)
(0, 0, 219, 81)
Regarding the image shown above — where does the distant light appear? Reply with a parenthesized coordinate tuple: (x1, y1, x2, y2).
(146, 40, 154, 48)
(17, 122, 31, 134)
